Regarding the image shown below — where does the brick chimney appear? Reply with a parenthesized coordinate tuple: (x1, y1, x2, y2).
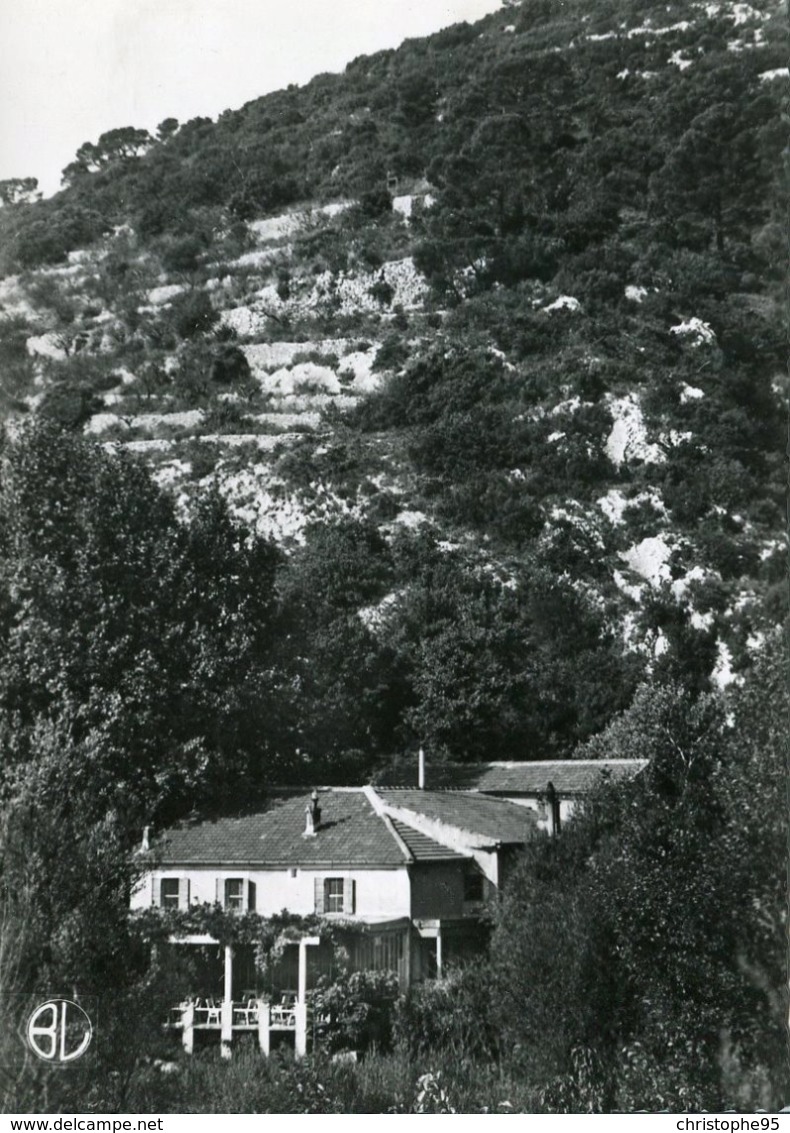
(418, 746, 425, 789)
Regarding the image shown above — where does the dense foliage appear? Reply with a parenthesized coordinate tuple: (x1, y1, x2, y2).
(0, 0, 785, 1112)
(489, 642, 788, 1110)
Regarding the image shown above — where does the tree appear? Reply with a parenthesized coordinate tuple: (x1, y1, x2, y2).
(491, 672, 789, 1110)
(0, 422, 281, 824)
(156, 117, 180, 142)
(74, 127, 154, 172)
(0, 177, 40, 206)
(274, 519, 406, 771)
(710, 635, 788, 1103)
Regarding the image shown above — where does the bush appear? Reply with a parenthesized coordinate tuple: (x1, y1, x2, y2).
(394, 966, 499, 1062)
(209, 343, 252, 385)
(312, 970, 399, 1054)
(171, 290, 218, 339)
(37, 380, 103, 430)
(162, 235, 207, 275)
(370, 333, 409, 373)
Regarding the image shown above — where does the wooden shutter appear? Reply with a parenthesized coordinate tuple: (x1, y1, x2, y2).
(314, 877, 325, 914)
(343, 877, 356, 915)
(151, 875, 159, 906)
(215, 877, 222, 906)
(178, 877, 190, 909)
(247, 880, 256, 912)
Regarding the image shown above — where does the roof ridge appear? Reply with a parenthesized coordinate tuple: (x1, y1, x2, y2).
(380, 786, 491, 793)
(363, 786, 413, 864)
(483, 759, 647, 768)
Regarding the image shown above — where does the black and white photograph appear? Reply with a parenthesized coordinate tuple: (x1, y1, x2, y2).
(0, 0, 786, 1117)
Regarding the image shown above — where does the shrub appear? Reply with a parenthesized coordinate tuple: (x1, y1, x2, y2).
(209, 343, 252, 385)
(162, 235, 207, 275)
(394, 966, 499, 1062)
(370, 333, 408, 374)
(312, 970, 399, 1054)
(171, 290, 218, 339)
(369, 277, 395, 307)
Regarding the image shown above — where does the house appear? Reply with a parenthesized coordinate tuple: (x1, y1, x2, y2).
(133, 762, 645, 1056)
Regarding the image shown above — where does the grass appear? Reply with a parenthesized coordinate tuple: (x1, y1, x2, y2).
(146, 1045, 542, 1114)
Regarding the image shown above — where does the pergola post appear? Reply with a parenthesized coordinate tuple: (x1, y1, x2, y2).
(221, 944, 234, 1057)
(181, 1002, 195, 1055)
(258, 1001, 271, 1055)
(295, 936, 320, 1059)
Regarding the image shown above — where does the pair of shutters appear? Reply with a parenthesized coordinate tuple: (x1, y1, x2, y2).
(151, 877, 190, 907)
(314, 876, 356, 915)
(215, 877, 256, 912)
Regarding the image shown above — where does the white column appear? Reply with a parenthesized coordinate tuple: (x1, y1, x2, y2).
(221, 1001, 233, 1058)
(181, 1002, 194, 1055)
(298, 940, 307, 1003)
(221, 945, 234, 1057)
(297, 936, 321, 1002)
(436, 927, 443, 980)
(294, 1001, 308, 1060)
(296, 936, 320, 1059)
(258, 1001, 271, 1055)
(224, 944, 233, 1003)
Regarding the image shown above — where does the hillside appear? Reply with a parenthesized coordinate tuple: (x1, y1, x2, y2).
(0, 0, 785, 776)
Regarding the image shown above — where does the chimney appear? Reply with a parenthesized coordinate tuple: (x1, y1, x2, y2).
(141, 825, 151, 852)
(304, 790, 321, 837)
(545, 782, 561, 838)
(418, 746, 425, 790)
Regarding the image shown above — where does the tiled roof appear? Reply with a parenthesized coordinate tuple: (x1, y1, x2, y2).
(460, 760, 648, 796)
(377, 789, 539, 845)
(155, 789, 409, 867)
(388, 818, 466, 862)
(380, 759, 647, 796)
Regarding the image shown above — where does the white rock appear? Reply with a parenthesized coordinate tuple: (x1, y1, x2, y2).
(625, 285, 648, 302)
(146, 283, 186, 305)
(670, 317, 716, 346)
(86, 413, 123, 435)
(26, 333, 67, 361)
(759, 67, 789, 82)
(543, 295, 580, 313)
(613, 570, 644, 602)
(392, 510, 428, 530)
(669, 50, 693, 68)
(711, 640, 736, 688)
(605, 393, 665, 466)
(620, 535, 673, 586)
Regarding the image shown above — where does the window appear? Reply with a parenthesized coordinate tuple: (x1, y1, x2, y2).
(160, 878, 181, 909)
(223, 878, 255, 912)
(325, 878, 344, 913)
(315, 876, 355, 915)
(463, 867, 484, 903)
(225, 878, 244, 910)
